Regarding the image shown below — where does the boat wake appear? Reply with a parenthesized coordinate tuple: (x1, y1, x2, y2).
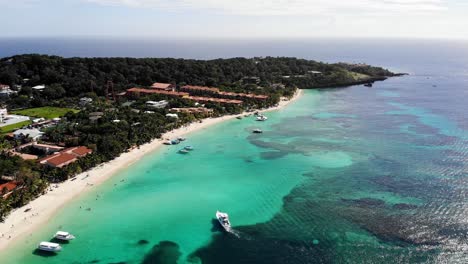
(228, 228, 241, 238)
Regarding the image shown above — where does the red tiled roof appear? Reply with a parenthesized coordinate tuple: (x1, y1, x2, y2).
(46, 153, 77, 167)
(151, 83, 174, 90)
(0, 181, 18, 192)
(71, 146, 93, 156)
(188, 96, 243, 105)
(127, 88, 189, 97)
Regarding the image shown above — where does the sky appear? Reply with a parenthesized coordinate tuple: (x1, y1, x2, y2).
(0, 0, 467, 39)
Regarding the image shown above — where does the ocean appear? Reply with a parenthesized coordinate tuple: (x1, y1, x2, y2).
(1, 38, 467, 263)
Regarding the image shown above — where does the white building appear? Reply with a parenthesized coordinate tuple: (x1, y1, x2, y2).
(32, 85, 46, 91)
(146, 100, 169, 109)
(13, 129, 44, 141)
(80, 97, 93, 105)
(0, 108, 7, 123)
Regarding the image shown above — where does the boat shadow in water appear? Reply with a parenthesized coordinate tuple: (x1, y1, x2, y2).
(32, 249, 58, 258)
(50, 238, 70, 244)
(210, 219, 225, 233)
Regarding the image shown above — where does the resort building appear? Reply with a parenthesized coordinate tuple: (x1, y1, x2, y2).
(16, 142, 64, 154)
(0, 181, 19, 198)
(39, 146, 93, 168)
(0, 108, 7, 123)
(0, 84, 16, 97)
(166, 113, 179, 119)
(146, 100, 169, 109)
(126, 87, 189, 98)
(80, 97, 93, 105)
(180, 85, 268, 100)
(187, 96, 243, 105)
(170, 107, 214, 115)
(150, 82, 176, 91)
(32, 85, 46, 91)
(13, 129, 44, 141)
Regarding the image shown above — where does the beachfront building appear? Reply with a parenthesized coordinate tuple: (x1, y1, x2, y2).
(150, 82, 176, 91)
(170, 107, 214, 115)
(16, 142, 64, 155)
(0, 181, 19, 198)
(32, 85, 46, 91)
(146, 100, 169, 109)
(126, 87, 189, 98)
(0, 84, 16, 98)
(0, 108, 7, 123)
(80, 97, 93, 106)
(39, 146, 93, 168)
(13, 129, 44, 141)
(187, 96, 243, 105)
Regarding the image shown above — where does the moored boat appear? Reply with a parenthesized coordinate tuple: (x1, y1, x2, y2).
(256, 115, 268, 121)
(171, 139, 181, 145)
(177, 137, 186, 141)
(178, 149, 190, 154)
(253, 129, 263, 134)
(216, 210, 231, 231)
(163, 141, 172, 145)
(184, 146, 194, 151)
(54, 231, 75, 241)
(38, 242, 62, 252)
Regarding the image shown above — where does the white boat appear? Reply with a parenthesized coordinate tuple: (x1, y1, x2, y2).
(163, 141, 172, 145)
(256, 115, 268, 121)
(54, 231, 75, 241)
(216, 210, 231, 231)
(38, 242, 62, 252)
(184, 146, 194, 151)
(178, 149, 190, 154)
(253, 129, 263, 134)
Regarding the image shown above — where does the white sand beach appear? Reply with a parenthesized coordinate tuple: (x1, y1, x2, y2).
(0, 89, 303, 251)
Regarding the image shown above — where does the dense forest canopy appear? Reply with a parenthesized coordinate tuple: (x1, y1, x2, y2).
(0, 55, 397, 98)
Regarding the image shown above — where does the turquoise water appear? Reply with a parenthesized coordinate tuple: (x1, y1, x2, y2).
(4, 71, 468, 263)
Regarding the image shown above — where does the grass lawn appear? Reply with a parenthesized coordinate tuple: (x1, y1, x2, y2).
(0, 120, 32, 134)
(11, 107, 80, 119)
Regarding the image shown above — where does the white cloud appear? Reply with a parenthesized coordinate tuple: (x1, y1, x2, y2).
(85, 0, 447, 15)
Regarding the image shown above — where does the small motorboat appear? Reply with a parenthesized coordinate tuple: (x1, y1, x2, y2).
(253, 129, 263, 134)
(178, 149, 190, 154)
(256, 115, 268, 121)
(54, 231, 75, 241)
(171, 139, 181, 145)
(236, 116, 243, 120)
(364, 83, 373, 87)
(184, 146, 194, 151)
(38, 242, 62, 252)
(177, 137, 186, 141)
(163, 141, 172, 145)
(216, 210, 231, 231)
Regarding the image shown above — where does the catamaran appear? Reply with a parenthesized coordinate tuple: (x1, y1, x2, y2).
(38, 242, 62, 252)
(54, 231, 75, 241)
(216, 210, 231, 231)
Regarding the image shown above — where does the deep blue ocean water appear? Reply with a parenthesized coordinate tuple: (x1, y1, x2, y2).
(0, 38, 467, 263)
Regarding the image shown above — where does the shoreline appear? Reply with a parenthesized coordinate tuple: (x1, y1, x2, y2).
(0, 89, 304, 252)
